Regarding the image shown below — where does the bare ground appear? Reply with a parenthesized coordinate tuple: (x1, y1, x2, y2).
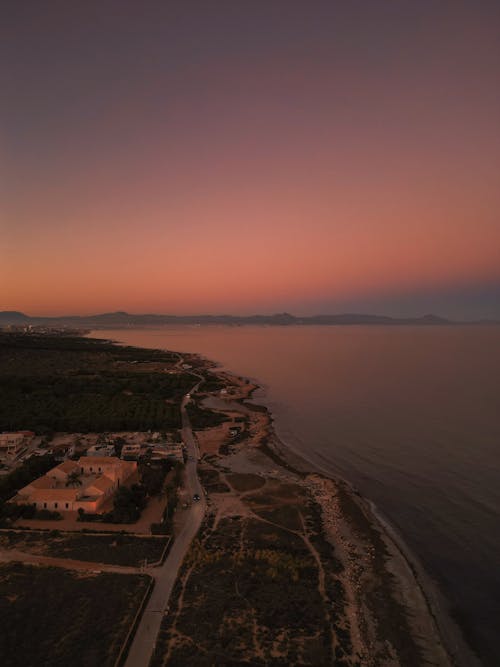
(149, 368, 454, 667)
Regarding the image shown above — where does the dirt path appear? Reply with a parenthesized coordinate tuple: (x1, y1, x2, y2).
(162, 560, 198, 665)
(0, 548, 141, 574)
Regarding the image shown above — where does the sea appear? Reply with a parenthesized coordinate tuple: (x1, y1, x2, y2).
(90, 325, 500, 665)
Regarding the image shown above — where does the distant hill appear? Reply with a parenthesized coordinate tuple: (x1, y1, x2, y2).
(0, 311, 30, 324)
(1, 310, 495, 328)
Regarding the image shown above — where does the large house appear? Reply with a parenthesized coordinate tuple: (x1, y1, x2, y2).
(14, 456, 137, 513)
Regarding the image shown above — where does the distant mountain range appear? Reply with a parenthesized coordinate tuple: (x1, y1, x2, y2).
(1, 310, 498, 328)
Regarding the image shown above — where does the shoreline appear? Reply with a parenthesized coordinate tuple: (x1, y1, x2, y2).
(195, 359, 478, 667)
(86, 331, 478, 665)
(256, 410, 480, 667)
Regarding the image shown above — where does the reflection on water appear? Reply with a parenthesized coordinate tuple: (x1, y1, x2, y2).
(91, 325, 500, 665)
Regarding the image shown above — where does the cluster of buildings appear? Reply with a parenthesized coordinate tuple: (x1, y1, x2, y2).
(86, 443, 115, 457)
(0, 431, 35, 463)
(3, 428, 185, 516)
(1, 430, 185, 467)
(121, 441, 184, 463)
(13, 456, 137, 514)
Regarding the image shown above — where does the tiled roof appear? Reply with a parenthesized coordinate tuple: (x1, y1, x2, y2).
(26, 477, 55, 489)
(80, 456, 120, 464)
(55, 460, 79, 474)
(29, 488, 79, 501)
(86, 475, 114, 494)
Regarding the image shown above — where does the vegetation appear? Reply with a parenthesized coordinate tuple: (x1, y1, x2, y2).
(0, 455, 57, 526)
(0, 332, 178, 362)
(139, 459, 170, 496)
(2, 504, 61, 522)
(77, 484, 148, 524)
(226, 472, 266, 492)
(198, 371, 227, 393)
(198, 467, 230, 493)
(151, 479, 351, 667)
(0, 531, 169, 567)
(0, 333, 192, 433)
(151, 517, 330, 667)
(186, 402, 229, 430)
(0, 562, 150, 667)
(110, 484, 148, 522)
(0, 454, 56, 505)
(151, 463, 183, 534)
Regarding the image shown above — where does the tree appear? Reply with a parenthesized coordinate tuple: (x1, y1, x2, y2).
(65, 471, 82, 488)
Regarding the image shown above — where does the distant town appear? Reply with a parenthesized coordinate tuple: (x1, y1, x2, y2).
(2, 309, 498, 331)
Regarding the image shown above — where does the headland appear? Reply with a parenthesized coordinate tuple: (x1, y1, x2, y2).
(150, 351, 477, 666)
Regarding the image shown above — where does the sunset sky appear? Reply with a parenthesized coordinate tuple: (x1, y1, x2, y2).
(2, 1, 500, 318)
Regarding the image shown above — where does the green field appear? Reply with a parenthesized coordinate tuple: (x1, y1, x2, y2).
(186, 401, 230, 430)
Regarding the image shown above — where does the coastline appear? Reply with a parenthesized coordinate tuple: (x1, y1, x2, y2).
(85, 332, 478, 665)
(256, 408, 480, 667)
(192, 357, 478, 666)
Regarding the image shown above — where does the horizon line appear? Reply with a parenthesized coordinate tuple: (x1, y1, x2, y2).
(1, 309, 499, 325)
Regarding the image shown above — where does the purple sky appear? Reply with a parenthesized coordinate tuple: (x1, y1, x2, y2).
(2, 1, 500, 318)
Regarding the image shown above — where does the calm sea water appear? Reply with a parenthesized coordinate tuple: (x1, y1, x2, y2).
(91, 325, 500, 665)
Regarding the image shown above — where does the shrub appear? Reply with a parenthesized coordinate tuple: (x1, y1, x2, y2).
(35, 509, 61, 520)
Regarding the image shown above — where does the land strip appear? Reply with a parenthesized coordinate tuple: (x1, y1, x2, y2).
(149, 367, 456, 667)
(0, 332, 469, 666)
(0, 333, 213, 667)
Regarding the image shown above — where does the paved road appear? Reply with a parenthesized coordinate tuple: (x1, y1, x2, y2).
(124, 382, 206, 667)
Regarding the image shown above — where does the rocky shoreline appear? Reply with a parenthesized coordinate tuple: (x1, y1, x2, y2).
(81, 333, 478, 666)
(188, 357, 476, 667)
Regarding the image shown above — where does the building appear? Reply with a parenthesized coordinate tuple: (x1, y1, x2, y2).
(13, 456, 137, 514)
(53, 442, 77, 461)
(86, 444, 115, 457)
(121, 443, 142, 459)
(0, 431, 35, 462)
(150, 442, 184, 463)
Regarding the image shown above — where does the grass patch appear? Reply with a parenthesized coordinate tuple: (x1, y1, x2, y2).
(198, 468, 230, 494)
(152, 516, 329, 666)
(187, 402, 230, 430)
(253, 505, 303, 531)
(226, 472, 265, 492)
(0, 562, 150, 667)
(0, 531, 169, 566)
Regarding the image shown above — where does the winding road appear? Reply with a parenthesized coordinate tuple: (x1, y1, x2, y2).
(124, 381, 206, 667)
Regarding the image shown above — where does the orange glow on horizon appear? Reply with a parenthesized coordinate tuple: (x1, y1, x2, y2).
(2, 3, 500, 318)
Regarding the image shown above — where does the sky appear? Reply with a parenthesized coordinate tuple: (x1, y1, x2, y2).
(1, 1, 500, 319)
